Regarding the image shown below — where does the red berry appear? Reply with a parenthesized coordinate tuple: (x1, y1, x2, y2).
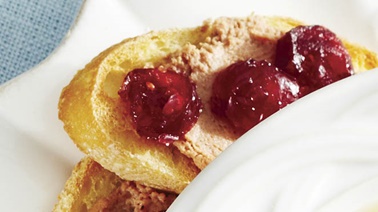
(211, 59, 300, 134)
(275, 25, 354, 95)
(118, 68, 202, 145)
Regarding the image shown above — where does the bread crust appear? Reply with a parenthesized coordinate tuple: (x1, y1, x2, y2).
(53, 157, 177, 211)
(53, 157, 123, 211)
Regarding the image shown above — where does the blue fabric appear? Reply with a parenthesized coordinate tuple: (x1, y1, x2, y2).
(0, 0, 84, 85)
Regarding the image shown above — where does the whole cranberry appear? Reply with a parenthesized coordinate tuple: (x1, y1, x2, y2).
(275, 25, 354, 96)
(119, 68, 202, 145)
(211, 59, 300, 134)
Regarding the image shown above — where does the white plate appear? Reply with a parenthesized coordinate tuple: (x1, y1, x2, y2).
(0, 0, 377, 211)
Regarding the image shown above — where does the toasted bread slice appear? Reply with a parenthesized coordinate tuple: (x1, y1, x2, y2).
(53, 157, 177, 212)
(58, 27, 206, 193)
(58, 14, 378, 194)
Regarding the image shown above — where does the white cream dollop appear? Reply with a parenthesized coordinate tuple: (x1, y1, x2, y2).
(169, 69, 378, 212)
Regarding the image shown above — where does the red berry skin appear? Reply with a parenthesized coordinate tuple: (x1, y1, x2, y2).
(275, 25, 354, 96)
(118, 68, 202, 145)
(211, 59, 300, 134)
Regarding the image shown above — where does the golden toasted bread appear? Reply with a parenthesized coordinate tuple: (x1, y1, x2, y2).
(53, 157, 177, 212)
(58, 14, 378, 196)
(58, 27, 206, 193)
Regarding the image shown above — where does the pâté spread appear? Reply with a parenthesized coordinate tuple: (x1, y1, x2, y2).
(119, 14, 353, 170)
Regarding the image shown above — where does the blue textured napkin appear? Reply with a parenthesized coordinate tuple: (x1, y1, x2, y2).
(0, 0, 84, 85)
